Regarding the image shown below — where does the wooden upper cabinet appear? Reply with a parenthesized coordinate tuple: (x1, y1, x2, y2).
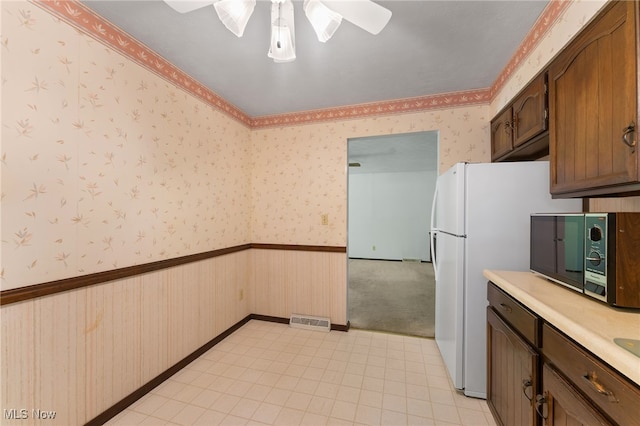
(549, 0, 639, 197)
(491, 73, 549, 162)
(491, 108, 514, 161)
(513, 74, 547, 148)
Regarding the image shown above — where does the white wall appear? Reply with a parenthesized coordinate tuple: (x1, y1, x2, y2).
(348, 171, 437, 261)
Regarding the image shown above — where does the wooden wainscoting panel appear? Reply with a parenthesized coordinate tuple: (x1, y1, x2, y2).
(84, 277, 143, 418)
(250, 249, 347, 325)
(140, 270, 170, 387)
(213, 253, 236, 338)
(0, 251, 253, 425)
(36, 288, 88, 425)
(328, 252, 348, 324)
(1, 300, 38, 422)
(167, 264, 196, 368)
(251, 249, 288, 319)
(211, 251, 251, 338)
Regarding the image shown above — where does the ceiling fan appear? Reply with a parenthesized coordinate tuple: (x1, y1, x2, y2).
(163, 0, 392, 63)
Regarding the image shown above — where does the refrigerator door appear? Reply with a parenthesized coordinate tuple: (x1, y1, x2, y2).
(433, 162, 467, 390)
(434, 230, 465, 390)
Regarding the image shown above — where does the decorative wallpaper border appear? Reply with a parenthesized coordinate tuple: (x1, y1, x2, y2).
(32, 0, 569, 129)
(250, 89, 492, 128)
(490, 0, 571, 99)
(32, 0, 253, 127)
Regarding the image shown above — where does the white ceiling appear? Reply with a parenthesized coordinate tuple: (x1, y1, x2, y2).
(80, 0, 549, 118)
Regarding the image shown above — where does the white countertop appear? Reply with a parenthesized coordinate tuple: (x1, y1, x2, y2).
(483, 269, 640, 386)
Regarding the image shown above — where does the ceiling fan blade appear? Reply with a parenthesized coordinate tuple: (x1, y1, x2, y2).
(322, 0, 391, 35)
(164, 0, 215, 14)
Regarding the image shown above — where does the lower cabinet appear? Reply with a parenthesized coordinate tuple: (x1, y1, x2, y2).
(487, 307, 538, 426)
(487, 281, 640, 426)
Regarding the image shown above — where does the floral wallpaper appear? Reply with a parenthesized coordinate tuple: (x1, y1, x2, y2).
(2, 0, 490, 290)
(251, 106, 490, 245)
(1, 1, 252, 290)
(4, 0, 613, 290)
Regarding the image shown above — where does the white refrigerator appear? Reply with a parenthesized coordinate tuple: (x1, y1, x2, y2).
(430, 161, 581, 398)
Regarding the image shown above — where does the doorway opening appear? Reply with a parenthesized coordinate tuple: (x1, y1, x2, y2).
(347, 131, 439, 338)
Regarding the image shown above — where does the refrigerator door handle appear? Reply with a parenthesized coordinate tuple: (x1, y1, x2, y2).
(430, 231, 438, 277)
(430, 184, 439, 277)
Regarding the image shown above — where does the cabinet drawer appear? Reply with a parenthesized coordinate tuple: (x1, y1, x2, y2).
(488, 282, 539, 347)
(542, 363, 611, 426)
(543, 323, 640, 426)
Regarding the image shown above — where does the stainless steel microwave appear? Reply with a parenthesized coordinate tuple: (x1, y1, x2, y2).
(530, 213, 640, 309)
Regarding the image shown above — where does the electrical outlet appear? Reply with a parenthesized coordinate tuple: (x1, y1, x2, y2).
(321, 214, 329, 225)
(239, 289, 244, 300)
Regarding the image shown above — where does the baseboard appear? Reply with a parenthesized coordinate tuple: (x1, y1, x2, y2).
(349, 257, 432, 264)
(87, 314, 349, 425)
(249, 313, 290, 325)
(332, 321, 350, 332)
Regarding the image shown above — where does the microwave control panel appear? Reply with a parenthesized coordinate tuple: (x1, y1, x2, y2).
(584, 213, 608, 302)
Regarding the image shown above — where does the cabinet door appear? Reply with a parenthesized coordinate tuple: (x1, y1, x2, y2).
(513, 73, 547, 148)
(540, 364, 611, 426)
(549, 1, 638, 196)
(491, 107, 514, 161)
(487, 307, 538, 426)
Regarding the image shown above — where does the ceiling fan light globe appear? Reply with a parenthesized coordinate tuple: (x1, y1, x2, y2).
(213, 0, 256, 37)
(322, 0, 391, 35)
(268, 24, 296, 62)
(268, 0, 296, 62)
(303, 0, 342, 42)
(164, 0, 216, 14)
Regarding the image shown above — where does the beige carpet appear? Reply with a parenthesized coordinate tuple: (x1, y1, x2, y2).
(348, 258, 435, 338)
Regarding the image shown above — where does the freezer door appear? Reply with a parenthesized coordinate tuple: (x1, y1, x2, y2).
(434, 230, 465, 391)
(433, 163, 465, 236)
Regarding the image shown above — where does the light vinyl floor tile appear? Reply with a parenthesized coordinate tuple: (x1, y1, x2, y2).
(106, 321, 497, 426)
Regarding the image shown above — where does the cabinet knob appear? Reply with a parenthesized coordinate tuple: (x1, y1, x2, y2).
(522, 378, 533, 401)
(535, 394, 548, 420)
(622, 122, 636, 148)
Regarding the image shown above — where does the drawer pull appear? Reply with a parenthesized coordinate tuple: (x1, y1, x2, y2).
(522, 378, 533, 401)
(535, 394, 548, 420)
(499, 303, 512, 313)
(583, 371, 619, 403)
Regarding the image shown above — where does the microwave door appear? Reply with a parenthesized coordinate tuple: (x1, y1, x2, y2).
(561, 219, 584, 276)
(531, 214, 585, 292)
(531, 216, 558, 275)
(557, 215, 585, 289)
